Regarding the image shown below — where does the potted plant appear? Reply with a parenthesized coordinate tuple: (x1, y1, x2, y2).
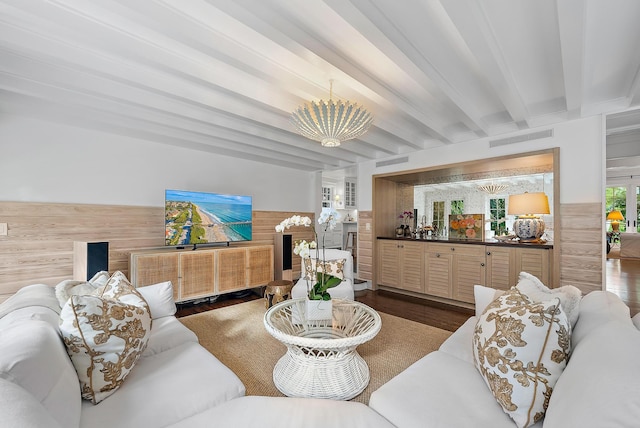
(275, 211, 342, 319)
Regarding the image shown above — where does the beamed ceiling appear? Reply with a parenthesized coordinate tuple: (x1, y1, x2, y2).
(2, 0, 640, 171)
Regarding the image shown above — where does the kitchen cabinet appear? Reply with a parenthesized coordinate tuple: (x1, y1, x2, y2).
(377, 240, 424, 293)
(376, 238, 551, 306)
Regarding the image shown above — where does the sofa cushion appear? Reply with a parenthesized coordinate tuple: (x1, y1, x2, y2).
(59, 271, 151, 404)
(0, 378, 64, 428)
(167, 395, 395, 428)
(0, 284, 61, 330)
(0, 320, 81, 428)
(438, 315, 477, 364)
(544, 320, 640, 427)
(472, 288, 570, 428)
(80, 342, 245, 428)
(137, 281, 176, 319)
(369, 350, 538, 428)
(633, 312, 640, 330)
(571, 290, 632, 347)
(515, 272, 581, 327)
(142, 316, 198, 358)
(0, 283, 60, 319)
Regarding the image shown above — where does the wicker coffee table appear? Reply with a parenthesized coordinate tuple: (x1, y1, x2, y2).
(263, 298, 381, 400)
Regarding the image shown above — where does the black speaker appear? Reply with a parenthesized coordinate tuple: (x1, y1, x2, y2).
(74, 241, 109, 281)
(282, 234, 292, 270)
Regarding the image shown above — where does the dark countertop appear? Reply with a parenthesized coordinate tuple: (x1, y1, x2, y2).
(377, 236, 553, 249)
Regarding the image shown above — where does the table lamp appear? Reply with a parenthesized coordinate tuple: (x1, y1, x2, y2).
(607, 210, 624, 232)
(507, 192, 550, 242)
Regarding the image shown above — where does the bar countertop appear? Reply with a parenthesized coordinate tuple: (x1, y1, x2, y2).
(377, 235, 553, 249)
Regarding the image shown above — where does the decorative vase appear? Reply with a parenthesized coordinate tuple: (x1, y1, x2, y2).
(306, 298, 333, 321)
(404, 226, 412, 237)
(396, 226, 404, 237)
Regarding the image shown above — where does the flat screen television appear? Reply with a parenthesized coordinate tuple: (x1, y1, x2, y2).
(165, 189, 252, 247)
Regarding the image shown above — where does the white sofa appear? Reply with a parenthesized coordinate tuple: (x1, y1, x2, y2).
(369, 288, 640, 427)
(0, 280, 392, 428)
(292, 248, 355, 300)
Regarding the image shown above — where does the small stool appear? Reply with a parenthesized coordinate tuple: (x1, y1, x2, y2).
(264, 280, 294, 309)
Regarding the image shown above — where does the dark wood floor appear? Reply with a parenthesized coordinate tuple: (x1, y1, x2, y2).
(605, 255, 640, 316)
(176, 256, 640, 330)
(176, 288, 473, 332)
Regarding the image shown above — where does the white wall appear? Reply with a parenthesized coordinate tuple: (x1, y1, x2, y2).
(0, 115, 317, 211)
(358, 115, 605, 210)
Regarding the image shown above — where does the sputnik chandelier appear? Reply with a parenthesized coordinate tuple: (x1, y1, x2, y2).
(290, 80, 374, 147)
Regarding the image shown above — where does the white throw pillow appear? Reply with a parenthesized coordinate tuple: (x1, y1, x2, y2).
(54, 270, 110, 308)
(473, 288, 571, 428)
(59, 271, 151, 404)
(137, 281, 176, 319)
(515, 272, 581, 327)
(473, 284, 506, 317)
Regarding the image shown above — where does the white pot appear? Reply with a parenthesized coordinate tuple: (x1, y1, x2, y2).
(306, 298, 333, 321)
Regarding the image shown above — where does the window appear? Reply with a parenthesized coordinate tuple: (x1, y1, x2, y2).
(432, 201, 445, 234)
(450, 200, 464, 215)
(490, 198, 506, 235)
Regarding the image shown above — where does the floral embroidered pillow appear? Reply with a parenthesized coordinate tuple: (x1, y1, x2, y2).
(472, 288, 571, 428)
(304, 258, 346, 281)
(59, 271, 151, 404)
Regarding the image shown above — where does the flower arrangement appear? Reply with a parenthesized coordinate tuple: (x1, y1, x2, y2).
(449, 214, 484, 240)
(275, 211, 342, 301)
(398, 210, 413, 227)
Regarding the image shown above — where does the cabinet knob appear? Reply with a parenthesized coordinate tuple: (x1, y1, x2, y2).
(486, 251, 491, 256)
(450, 247, 455, 251)
(436, 253, 440, 257)
(481, 263, 485, 267)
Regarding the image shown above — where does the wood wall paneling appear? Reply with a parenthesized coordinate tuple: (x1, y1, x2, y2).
(357, 211, 372, 281)
(0, 202, 313, 302)
(558, 203, 603, 294)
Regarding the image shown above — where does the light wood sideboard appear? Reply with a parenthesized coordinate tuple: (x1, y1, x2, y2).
(377, 238, 552, 307)
(130, 245, 274, 302)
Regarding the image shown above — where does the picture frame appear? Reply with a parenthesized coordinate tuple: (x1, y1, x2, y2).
(449, 214, 484, 240)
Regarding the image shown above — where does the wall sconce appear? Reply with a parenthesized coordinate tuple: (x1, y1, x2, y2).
(607, 210, 624, 232)
(507, 192, 550, 242)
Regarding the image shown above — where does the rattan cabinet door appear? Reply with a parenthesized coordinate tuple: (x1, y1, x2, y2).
(247, 246, 274, 287)
(130, 252, 179, 301)
(179, 251, 215, 301)
(216, 248, 248, 293)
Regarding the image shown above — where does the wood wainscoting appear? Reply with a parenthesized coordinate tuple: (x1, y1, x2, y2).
(357, 210, 373, 281)
(0, 202, 314, 302)
(558, 202, 604, 294)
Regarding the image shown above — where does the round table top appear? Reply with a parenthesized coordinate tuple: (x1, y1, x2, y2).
(263, 298, 381, 350)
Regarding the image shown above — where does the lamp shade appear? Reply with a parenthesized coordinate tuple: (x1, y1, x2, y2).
(606, 210, 624, 221)
(507, 192, 550, 216)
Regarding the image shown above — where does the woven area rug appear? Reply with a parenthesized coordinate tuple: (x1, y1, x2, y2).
(179, 299, 452, 404)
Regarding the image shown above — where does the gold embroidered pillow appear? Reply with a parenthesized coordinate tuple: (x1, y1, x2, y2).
(304, 258, 346, 281)
(59, 271, 151, 404)
(472, 288, 570, 428)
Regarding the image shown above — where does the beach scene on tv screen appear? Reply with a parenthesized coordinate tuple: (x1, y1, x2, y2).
(165, 190, 252, 246)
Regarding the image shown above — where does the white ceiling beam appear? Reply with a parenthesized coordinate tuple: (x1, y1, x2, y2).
(556, 0, 586, 119)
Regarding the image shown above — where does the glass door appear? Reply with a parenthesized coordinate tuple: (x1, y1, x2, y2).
(606, 186, 627, 233)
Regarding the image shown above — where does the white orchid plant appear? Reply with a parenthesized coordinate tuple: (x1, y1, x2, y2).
(275, 211, 341, 301)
